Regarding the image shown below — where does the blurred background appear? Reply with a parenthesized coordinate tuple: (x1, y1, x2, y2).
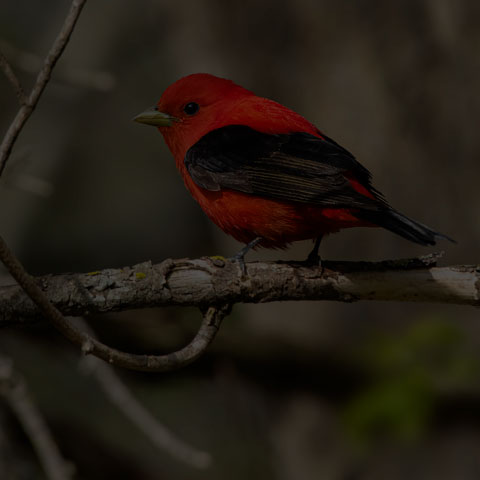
(0, 0, 479, 478)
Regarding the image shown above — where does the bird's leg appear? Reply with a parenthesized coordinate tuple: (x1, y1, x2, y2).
(231, 236, 262, 274)
(306, 235, 323, 266)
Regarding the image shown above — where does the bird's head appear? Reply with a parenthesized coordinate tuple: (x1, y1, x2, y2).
(134, 73, 254, 158)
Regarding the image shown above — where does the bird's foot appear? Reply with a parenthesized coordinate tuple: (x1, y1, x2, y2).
(230, 237, 262, 275)
(305, 251, 322, 267)
(301, 254, 325, 275)
(301, 236, 324, 272)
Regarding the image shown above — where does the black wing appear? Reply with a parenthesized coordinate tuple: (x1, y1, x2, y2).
(185, 124, 385, 211)
(184, 125, 453, 246)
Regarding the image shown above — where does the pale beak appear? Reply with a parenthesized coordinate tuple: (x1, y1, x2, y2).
(133, 107, 176, 127)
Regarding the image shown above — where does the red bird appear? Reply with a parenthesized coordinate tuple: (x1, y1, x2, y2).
(134, 73, 452, 263)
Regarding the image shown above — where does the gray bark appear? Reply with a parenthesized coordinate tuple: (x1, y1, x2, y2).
(1, 254, 478, 326)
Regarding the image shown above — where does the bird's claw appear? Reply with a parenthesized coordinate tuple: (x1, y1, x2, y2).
(231, 251, 247, 275)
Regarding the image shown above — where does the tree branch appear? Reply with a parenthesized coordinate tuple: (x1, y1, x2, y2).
(0, 233, 228, 371)
(0, 0, 87, 177)
(1, 253, 478, 325)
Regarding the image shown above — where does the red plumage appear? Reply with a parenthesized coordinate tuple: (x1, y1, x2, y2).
(135, 73, 451, 252)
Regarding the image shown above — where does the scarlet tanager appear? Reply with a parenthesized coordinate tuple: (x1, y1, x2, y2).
(134, 73, 452, 262)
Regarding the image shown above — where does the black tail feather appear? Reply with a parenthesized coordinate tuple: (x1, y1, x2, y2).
(357, 208, 455, 246)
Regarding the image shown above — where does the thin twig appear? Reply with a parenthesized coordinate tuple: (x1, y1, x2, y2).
(0, 0, 87, 177)
(78, 319, 211, 468)
(0, 232, 228, 371)
(0, 52, 27, 105)
(0, 355, 74, 480)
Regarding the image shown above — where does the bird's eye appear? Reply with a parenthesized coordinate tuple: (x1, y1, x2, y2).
(183, 102, 199, 115)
